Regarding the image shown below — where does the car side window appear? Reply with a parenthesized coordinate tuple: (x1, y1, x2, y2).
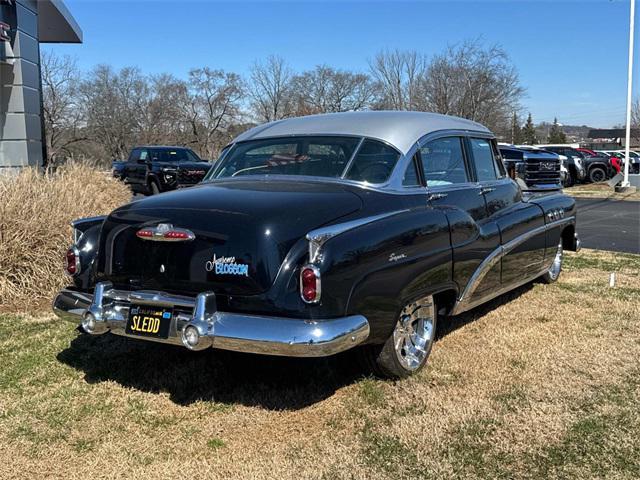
(470, 138, 499, 182)
(345, 140, 400, 184)
(129, 148, 141, 162)
(402, 157, 421, 186)
(186, 150, 201, 162)
(420, 137, 468, 186)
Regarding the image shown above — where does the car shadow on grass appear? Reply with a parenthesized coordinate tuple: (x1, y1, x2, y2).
(56, 282, 536, 410)
(56, 332, 364, 410)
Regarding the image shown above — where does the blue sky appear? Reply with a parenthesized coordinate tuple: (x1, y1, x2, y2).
(44, 0, 637, 128)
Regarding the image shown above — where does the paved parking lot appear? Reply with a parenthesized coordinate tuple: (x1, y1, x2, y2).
(576, 197, 640, 254)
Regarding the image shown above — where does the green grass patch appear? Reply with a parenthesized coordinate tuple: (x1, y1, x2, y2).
(206, 437, 226, 450)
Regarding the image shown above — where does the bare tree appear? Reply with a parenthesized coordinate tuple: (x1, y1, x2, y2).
(422, 39, 525, 133)
(291, 65, 374, 114)
(183, 68, 244, 158)
(248, 55, 295, 122)
(41, 51, 86, 165)
(137, 74, 189, 147)
(79, 65, 150, 161)
(369, 49, 427, 110)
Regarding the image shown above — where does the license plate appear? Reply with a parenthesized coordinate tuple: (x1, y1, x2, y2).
(126, 305, 173, 339)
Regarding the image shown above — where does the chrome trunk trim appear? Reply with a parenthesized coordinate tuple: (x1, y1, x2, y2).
(305, 210, 409, 262)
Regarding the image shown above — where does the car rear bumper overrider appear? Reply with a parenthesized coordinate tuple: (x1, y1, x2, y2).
(53, 282, 370, 357)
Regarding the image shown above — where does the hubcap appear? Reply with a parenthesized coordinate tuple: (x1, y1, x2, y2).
(549, 242, 563, 280)
(393, 296, 436, 371)
(592, 170, 605, 182)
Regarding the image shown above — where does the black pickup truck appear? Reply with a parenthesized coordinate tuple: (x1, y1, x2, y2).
(55, 112, 580, 379)
(113, 146, 213, 195)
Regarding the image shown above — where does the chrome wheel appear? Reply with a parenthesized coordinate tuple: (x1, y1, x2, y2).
(392, 296, 436, 371)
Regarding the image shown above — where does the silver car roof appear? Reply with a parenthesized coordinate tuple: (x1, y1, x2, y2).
(232, 111, 491, 155)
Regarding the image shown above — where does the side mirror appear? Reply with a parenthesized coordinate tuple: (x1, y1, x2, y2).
(137, 158, 150, 164)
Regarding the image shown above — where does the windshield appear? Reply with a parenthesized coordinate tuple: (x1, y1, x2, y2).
(207, 136, 401, 184)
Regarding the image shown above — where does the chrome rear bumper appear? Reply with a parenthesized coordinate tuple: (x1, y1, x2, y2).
(52, 282, 370, 357)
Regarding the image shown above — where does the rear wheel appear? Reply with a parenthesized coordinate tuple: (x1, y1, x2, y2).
(589, 166, 607, 183)
(358, 295, 437, 379)
(541, 241, 563, 283)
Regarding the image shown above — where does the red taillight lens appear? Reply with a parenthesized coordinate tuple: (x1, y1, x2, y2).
(65, 247, 79, 276)
(300, 265, 321, 303)
(163, 231, 190, 240)
(136, 229, 153, 238)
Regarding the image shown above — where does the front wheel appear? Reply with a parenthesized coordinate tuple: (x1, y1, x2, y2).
(358, 295, 437, 379)
(541, 241, 563, 283)
(589, 166, 607, 183)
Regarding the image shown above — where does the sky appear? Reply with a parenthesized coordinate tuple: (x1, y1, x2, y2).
(44, 0, 638, 128)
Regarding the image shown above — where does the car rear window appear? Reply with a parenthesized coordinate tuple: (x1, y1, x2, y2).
(211, 136, 400, 184)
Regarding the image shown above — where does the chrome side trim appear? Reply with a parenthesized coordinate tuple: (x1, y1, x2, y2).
(452, 264, 551, 315)
(451, 216, 575, 316)
(52, 285, 370, 357)
(305, 210, 409, 262)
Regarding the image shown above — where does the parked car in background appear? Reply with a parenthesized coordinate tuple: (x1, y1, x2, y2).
(598, 151, 622, 174)
(113, 146, 213, 195)
(613, 150, 640, 174)
(538, 145, 611, 183)
(54, 111, 580, 379)
(498, 144, 563, 190)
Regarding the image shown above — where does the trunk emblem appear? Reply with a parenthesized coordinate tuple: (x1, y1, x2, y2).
(136, 223, 196, 242)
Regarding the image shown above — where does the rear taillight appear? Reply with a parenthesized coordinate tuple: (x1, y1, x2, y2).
(300, 265, 321, 304)
(163, 231, 192, 240)
(65, 246, 80, 276)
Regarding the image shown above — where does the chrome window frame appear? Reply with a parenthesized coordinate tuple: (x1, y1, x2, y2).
(204, 128, 496, 195)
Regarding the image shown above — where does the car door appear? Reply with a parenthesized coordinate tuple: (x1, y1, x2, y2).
(418, 135, 501, 298)
(124, 148, 149, 186)
(467, 137, 546, 286)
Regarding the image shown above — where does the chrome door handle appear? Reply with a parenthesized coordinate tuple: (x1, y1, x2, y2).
(479, 187, 496, 195)
(428, 193, 448, 202)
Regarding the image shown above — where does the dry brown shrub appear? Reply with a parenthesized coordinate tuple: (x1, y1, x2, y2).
(0, 164, 130, 310)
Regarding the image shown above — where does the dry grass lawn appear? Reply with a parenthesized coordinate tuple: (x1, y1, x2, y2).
(565, 183, 640, 201)
(0, 164, 131, 310)
(0, 249, 639, 479)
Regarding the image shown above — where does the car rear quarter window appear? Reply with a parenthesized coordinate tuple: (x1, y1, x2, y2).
(420, 137, 468, 186)
(402, 157, 421, 186)
(345, 140, 400, 184)
(470, 138, 499, 181)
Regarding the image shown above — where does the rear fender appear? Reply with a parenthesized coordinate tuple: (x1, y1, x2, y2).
(70, 216, 106, 289)
(318, 208, 452, 343)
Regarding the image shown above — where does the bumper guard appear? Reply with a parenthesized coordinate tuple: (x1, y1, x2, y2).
(52, 282, 370, 357)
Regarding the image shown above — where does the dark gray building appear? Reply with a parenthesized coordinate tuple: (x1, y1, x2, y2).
(1, 0, 81, 173)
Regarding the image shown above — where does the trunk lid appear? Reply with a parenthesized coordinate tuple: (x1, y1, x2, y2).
(96, 179, 362, 295)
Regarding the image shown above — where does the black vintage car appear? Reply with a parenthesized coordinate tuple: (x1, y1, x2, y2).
(54, 112, 580, 378)
(112, 146, 212, 195)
